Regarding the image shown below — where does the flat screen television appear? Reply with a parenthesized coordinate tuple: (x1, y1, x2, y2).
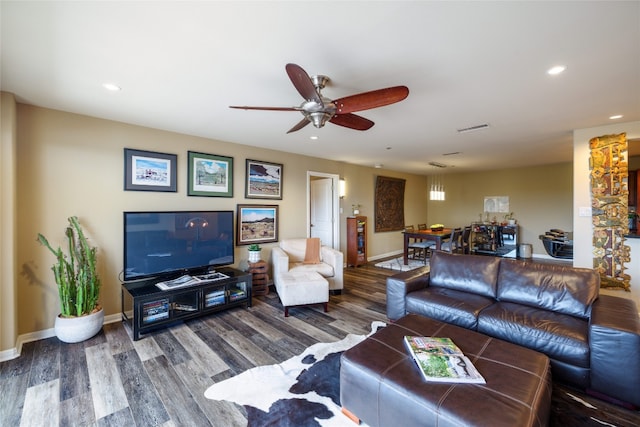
(123, 210, 234, 282)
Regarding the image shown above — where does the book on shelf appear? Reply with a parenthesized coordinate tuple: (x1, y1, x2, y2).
(229, 288, 246, 301)
(404, 336, 486, 384)
(142, 299, 170, 323)
(205, 290, 226, 306)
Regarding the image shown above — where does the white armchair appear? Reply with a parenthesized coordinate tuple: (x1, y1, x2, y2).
(272, 238, 344, 292)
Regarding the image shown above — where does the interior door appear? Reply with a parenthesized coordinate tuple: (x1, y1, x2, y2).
(310, 178, 334, 246)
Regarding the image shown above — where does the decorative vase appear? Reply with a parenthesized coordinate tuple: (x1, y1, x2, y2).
(54, 307, 104, 343)
(248, 249, 261, 263)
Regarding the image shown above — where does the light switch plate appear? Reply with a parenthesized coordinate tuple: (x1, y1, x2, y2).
(579, 207, 592, 217)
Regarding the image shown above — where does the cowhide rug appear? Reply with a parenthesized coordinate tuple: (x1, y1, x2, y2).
(205, 321, 640, 427)
(204, 323, 384, 427)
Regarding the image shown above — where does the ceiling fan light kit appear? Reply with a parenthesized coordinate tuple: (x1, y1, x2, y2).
(230, 63, 409, 133)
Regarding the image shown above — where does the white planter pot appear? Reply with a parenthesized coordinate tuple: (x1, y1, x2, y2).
(508, 219, 516, 225)
(248, 250, 261, 263)
(55, 307, 104, 343)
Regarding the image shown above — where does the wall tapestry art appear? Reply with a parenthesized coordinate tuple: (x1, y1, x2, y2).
(374, 176, 405, 232)
(589, 132, 631, 291)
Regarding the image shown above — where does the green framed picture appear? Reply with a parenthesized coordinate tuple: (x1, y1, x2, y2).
(187, 151, 233, 197)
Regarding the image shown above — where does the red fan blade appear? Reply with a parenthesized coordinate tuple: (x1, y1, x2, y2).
(334, 86, 409, 114)
(329, 113, 374, 131)
(285, 63, 323, 105)
(287, 118, 311, 134)
(229, 106, 300, 111)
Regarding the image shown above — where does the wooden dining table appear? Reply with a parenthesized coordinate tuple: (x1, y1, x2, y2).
(402, 228, 452, 265)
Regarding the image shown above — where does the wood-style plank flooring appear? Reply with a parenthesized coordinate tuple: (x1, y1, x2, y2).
(2, 260, 639, 426)
(0, 263, 393, 426)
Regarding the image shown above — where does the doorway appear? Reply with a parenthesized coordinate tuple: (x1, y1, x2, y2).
(307, 171, 340, 250)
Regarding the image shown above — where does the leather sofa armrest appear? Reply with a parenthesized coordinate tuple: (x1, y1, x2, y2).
(589, 294, 640, 407)
(386, 267, 430, 321)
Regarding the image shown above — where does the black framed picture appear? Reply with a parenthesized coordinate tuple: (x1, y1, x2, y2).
(236, 204, 279, 245)
(245, 159, 283, 199)
(124, 148, 177, 192)
(187, 151, 233, 197)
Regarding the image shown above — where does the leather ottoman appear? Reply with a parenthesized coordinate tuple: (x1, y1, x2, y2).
(340, 314, 551, 427)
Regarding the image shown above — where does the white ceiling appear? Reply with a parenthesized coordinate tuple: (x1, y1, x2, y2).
(2, 1, 639, 175)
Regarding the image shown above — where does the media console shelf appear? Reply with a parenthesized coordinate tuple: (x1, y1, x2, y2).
(121, 267, 252, 340)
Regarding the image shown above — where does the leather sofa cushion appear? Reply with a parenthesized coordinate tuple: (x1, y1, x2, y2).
(429, 251, 501, 298)
(478, 302, 590, 368)
(496, 259, 599, 318)
(406, 287, 494, 330)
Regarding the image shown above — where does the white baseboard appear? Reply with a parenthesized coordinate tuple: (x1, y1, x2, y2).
(0, 313, 122, 362)
(367, 250, 403, 262)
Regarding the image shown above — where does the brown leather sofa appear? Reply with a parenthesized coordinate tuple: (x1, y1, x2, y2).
(387, 251, 640, 408)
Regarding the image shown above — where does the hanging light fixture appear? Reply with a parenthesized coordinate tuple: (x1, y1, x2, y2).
(429, 174, 445, 201)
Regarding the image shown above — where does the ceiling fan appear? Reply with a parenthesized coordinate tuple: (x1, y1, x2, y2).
(230, 63, 409, 134)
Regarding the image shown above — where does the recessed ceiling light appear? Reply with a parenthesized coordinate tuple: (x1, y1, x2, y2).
(309, 135, 318, 140)
(547, 65, 566, 75)
(375, 163, 383, 168)
(102, 83, 121, 91)
(609, 115, 623, 120)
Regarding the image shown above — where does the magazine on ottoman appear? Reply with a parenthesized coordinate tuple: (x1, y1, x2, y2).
(404, 336, 486, 384)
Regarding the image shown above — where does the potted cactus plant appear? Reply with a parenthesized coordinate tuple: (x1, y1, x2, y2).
(37, 216, 103, 343)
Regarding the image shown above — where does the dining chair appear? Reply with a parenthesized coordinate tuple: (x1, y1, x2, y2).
(417, 223, 427, 230)
(406, 225, 433, 262)
(460, 226, 472, 254)
(440, 227, 462, 253)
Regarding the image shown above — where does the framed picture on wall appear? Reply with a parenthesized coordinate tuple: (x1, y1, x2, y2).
(236, 204, 279, 245)
(124, 148, 177, 192)
(245, 159, 283, 199)
(187, 151, 233, 197)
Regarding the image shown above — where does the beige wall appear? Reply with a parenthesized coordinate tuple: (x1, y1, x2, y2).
(425, 164, 573, 255)
(1, 93, 18, 354)
(3, 100, 429, 351)
(1, 95, 585, 355)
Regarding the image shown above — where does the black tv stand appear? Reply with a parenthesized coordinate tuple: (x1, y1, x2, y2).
(121, 267, 252, 340)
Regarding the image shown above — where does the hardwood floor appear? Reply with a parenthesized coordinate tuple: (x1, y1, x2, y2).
(3, 260, 639, 426)
(0, 263, 395, 426)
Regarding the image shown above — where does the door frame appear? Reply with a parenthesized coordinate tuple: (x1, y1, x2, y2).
(307, 171, 340, 250)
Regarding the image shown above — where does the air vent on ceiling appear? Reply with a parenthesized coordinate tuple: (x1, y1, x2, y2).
(457, 123, 490, 133)
(428, 161, 447, 168)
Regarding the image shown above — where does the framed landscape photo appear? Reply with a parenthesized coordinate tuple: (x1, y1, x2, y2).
(245, 159, 283, 199)
(124, 148, 177, 192)
(236, 204, 279, 245)
(188, 151, 233, 197)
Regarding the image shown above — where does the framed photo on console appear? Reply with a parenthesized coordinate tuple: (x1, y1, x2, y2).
(124, 148, 177, 192)
(236, 204, 279, 245)
(245, 159, 283, 199)
(188, 151, 233, 197)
